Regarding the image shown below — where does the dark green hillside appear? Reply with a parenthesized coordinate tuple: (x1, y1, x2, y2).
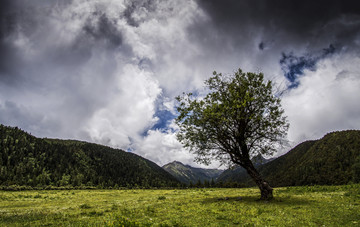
(218, 130, 360, 187)
(259, 140, 317, 186)
(0, 124, 179, 188)
(215, 166, 248, 187)
(216, 155, 274, 186)
(162, 161, 223, 185)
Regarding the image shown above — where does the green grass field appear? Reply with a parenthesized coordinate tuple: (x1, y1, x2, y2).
(0, 185, 359, 226)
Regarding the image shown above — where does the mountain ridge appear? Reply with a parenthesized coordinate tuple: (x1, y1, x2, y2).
(0, 124, 179, 188)
(162, 161, 224, 185)
(217, 130, 360, 187)
(1, 124, 359, 188)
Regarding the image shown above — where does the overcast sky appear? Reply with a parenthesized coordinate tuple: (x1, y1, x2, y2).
(1, 0, 360, 168)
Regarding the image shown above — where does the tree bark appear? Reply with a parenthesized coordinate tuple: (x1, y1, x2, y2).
(242, 161, 273, 200)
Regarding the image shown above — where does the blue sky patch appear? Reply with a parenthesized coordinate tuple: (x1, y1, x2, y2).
(280, 44, 336, 89)
(151, 109, 175, 131)
(280, 53, 317, 89)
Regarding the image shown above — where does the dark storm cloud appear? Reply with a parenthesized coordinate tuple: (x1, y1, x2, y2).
(122, 0, 156, 27)
(0, 101, 61, 135)
(194, 0, 360, 86)
(197, 0, 360, 33)
(0, 0, 123, 84)
(258, 42, 265, 51)
(138, 57, 153, 71)
(195, 0, 360, 53)
(194, 0, 360, 54)
(332, 16, 360, 47)
(179, 1, 355, 87)
(0, 0, 72, 39)
(0, 0, 17, 37)
(0, 0, 20, 83)
(0, 0, 125, 139)
(0, 0, 73, 84)
(83, 14, 123, 48)
(0, 42, 20, 84)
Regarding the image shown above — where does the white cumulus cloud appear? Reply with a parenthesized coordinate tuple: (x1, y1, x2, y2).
(282, 51, 360, 144)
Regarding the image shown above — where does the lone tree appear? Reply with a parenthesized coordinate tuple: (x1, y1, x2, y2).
(175, 69, 288, 200)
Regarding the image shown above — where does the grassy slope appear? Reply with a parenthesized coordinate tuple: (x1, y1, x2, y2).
(218, 130, 360, 187)
(0, 185, 359, 226)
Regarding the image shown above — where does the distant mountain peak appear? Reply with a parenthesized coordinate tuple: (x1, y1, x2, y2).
(162, 160, 224, 184)
(167, 160, 184, 165)
(251, 154, 274, 165)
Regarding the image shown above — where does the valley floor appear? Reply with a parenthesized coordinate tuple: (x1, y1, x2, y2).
(0, 185, 359, 226)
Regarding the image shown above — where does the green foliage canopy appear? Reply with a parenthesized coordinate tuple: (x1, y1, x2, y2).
(175, 69, 289, 167)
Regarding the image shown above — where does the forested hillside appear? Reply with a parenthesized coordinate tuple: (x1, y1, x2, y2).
(216, 155, 274, 187)
(0, 125, 179, 188)
(218, 130, 360, 187)
(2, 125, 359, 189)
(162, 161, 223, 185)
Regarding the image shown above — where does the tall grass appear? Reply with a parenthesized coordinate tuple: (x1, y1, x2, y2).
(0, 185, 359, 226)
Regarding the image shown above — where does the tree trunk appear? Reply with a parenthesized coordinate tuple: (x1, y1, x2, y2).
(243, 161, 273, 200)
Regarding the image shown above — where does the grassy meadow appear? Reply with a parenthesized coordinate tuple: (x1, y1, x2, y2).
(0, 185, 359, 226)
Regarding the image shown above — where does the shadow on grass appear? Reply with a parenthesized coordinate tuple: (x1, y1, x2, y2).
(0, 212, 50, 224)
(0, 212, 83, 225)
(201, 195, 313, 206)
